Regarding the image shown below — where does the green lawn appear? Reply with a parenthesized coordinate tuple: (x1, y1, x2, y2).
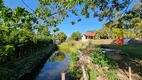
(102, 44, 142, 60)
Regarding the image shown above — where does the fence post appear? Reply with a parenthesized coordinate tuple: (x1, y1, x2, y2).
(129, 66, 132, 80)
(62, 72, 65, 80)
(81, 65, 87, 80)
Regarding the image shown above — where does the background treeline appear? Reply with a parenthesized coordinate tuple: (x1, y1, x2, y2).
(93, 27, 139, 39)
(93, 2, 142, 39)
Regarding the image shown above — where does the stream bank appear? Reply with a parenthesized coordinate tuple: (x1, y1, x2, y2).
(0, 45, 58, 80)
(19, 51, 70, 80)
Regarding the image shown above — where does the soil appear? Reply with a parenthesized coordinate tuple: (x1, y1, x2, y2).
(116, 59, 142, 80)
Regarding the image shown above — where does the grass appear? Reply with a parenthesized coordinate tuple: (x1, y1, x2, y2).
(59, 41, 142, 79)
(58, 41, 84, 53)
(59, 40, 142, 61)
(102, 44, 142, 65)
(102, 44, 142, 59)
(102, 44, 142, 79)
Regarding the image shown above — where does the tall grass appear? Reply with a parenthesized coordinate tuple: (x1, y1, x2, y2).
(58, 41, 84, 53)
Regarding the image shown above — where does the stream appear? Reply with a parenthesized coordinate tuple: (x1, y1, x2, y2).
(19, 51, 70, 80)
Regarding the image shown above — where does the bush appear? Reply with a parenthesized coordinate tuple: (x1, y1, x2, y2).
(0, 35, 53, 65)
(92, 48, 118, 80)
(0, 68, 16, 80)
(0, 45, 58, 80)
(68, 52, 83, 79)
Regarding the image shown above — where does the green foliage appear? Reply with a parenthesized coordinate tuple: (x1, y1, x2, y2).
(59, 41, 84, 53)
(54, 52, 65, 62)
(0, 1, 54, 64)
(68, 52, 82, 79)
(92, 48, 118, 68)
(66, 43, 118, 80)
(70, 31, 81, 41)
(94, 28, 112, 39)
(0, 35, 53, 64)
(69, 68, 82, 79)
(101, 1, 142, 39)
(37, 0, 131, 25)
(103, 44, 142, 60)
(92, 48, 118, 80)
(37, 25, 50, 36)
(69, 52, 78, 62)
(55, 32, 67, 43)
(0, 45, 57, 80)
(94, 26, 139, 39)
(106, 69, 117, 80)
(92, 48, 108, 67)
(0, 68, 17, 80)
(71, 21, 76, 25)
(112, 28, 124, 39)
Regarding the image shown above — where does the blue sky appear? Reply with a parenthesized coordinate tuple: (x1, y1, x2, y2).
(4, 0, 138, 36)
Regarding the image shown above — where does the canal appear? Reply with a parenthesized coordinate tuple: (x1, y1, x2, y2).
(19, 51, 69, 80)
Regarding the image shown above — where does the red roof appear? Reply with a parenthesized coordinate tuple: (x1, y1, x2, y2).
(85, 32, 94, 36)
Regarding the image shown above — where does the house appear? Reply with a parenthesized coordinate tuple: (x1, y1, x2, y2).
(82, 32, 95, 41)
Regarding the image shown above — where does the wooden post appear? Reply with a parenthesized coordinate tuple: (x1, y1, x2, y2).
(62, 72, 65, 80)
(129, 66, 132, 80)
(81, 65, 87, 80)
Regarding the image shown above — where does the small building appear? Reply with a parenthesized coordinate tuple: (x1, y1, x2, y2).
(82, 32, 95, 41)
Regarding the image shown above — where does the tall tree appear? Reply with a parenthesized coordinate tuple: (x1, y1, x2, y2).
(38, 25, 50, 36)
(70, 31, 81, 41)
(56, 32, 67, 43)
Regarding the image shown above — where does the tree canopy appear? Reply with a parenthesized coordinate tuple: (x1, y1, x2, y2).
(103, 1, 142, 29)
(70, 31, 81, 41)
(101, 1, 142, 39)
(35, 0, 133, 27)
(56, 32, 67, 43)
(0, 0, 52, 64)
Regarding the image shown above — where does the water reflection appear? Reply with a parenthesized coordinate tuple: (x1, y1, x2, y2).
(49, 51, 66, 62)
(19, 51, 69, 80)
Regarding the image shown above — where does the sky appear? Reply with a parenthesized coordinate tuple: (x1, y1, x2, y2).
(4, 0, 138, 36)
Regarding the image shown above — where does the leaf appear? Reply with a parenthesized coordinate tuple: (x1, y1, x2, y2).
(4, 21, 10, 27)
(72, 10, 78, 16)
(71, 21, 76, 25)
(4, 18, 8, 22)
(77, 18, 81, 22)
(44, 0, 51, 5)
(21, 19, 25, 23)
(86, 12, 90, 18)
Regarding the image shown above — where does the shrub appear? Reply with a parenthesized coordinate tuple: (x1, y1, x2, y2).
(92, 48, 118, 80)
(0, 45, 57, 80)
(68, 52, 82, 79)
(0, 35, 53, 65)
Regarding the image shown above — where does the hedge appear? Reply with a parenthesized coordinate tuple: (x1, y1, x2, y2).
(0, 44, 58, 80)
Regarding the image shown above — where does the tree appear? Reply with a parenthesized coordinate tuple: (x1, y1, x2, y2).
(94, 27, 114, 39)
(56, 32, 67, 43)
(0, 1, 53, 63)
(70, 32, 81, 41)
(104, 1, 141, 29)
(36, 0, 132, 27)
(102, 1, 142, 39)
(37, 25, 50, 36)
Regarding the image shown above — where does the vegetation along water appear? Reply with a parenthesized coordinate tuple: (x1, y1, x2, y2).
(0, 0, 142, 80)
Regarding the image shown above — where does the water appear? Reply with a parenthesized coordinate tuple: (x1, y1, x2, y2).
(19, 52, 69, 80)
